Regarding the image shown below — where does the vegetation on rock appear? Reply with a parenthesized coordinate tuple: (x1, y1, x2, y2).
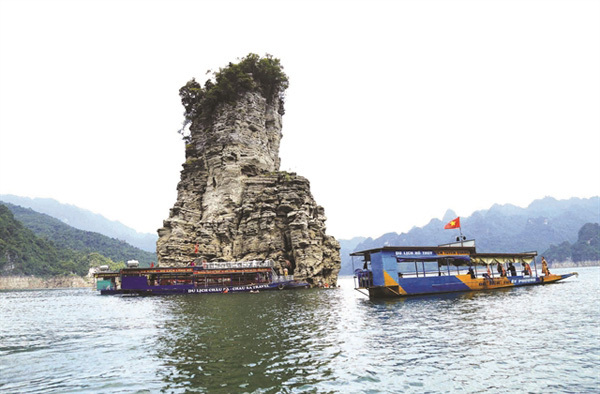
(178, 53, 289, 139)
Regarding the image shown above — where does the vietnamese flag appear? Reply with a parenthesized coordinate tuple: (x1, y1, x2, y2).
(444, 217, 461, 229)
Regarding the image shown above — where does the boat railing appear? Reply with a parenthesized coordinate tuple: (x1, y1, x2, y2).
(272, 275, 294, 283)
(204, 260, 275, 270)
(396, 268, 535, 279)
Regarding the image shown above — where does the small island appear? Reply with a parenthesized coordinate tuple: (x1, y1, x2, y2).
(157, 54, 341, 287)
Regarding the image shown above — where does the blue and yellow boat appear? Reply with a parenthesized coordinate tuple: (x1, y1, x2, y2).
(351, 240, 577, 298)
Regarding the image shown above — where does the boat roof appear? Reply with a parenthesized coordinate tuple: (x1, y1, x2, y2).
(350, 245, 477, 257)
(350, 244, 537, 263)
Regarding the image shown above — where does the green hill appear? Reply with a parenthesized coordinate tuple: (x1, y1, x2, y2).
(0, 204, 94, 276)
(0, 194, 157, 252)
(2, 203, 156, 267)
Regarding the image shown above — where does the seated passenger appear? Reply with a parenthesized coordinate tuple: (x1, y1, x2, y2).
(467, 266, 476, 279)
(508, 262, 517, 276)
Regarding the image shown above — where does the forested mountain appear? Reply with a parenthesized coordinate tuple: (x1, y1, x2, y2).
(2, 203, 156, 267)
(0, 205, 122, 276)
(339, 196, 599, 273)
(543, 223, 600, 263)
(0, 195, 157, 252)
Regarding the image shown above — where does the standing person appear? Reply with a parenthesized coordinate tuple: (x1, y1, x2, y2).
(508, 262, 517, 276)
(523, 262, 532, 276)
(541, 257, 550, 276)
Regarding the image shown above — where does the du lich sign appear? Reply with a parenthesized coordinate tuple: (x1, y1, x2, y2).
(395, 250, 435, 257)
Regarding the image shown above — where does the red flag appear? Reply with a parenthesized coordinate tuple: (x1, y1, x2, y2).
(194, 244, 199, 254)
(444, 217, 461, 229)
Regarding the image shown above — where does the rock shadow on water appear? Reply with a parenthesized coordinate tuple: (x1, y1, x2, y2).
(152, 289, 341, 392)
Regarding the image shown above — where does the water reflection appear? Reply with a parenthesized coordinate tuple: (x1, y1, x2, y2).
(154, 289, 342, 392)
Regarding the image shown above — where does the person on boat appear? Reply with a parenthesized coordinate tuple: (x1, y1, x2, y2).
(508, 262, 517, 276)
(467, 265, 476, 279)
(523, 262, 532, 276)
(497, 262, 507, 277)
(541, 257, 550, 276)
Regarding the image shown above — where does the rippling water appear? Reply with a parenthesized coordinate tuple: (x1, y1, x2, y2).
(1, 267, 598, 393)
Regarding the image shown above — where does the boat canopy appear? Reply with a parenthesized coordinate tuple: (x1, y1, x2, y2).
(470, 253, 536, 266)
(351, 245, 537, 267)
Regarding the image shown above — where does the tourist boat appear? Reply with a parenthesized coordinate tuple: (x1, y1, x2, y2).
(93, 259, 309, 295)
(351, 239, 577, 298)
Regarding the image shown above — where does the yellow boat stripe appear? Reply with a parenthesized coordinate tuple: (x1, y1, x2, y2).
(383, 270, 408, 295)
(383, 270, 398, 287)
(456, 274, 514, 290)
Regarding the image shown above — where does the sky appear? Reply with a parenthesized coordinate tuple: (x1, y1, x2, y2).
(1, 0, 599, 240)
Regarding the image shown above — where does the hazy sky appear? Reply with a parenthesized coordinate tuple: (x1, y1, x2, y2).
(1, 0, 599, 240)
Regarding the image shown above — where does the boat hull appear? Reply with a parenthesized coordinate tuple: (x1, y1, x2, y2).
(365, 273, 577, 298)
(100, 280, 309, 296)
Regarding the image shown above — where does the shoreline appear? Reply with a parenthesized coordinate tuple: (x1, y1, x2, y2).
(549, 260, 598, 269)
(0, 275, 93, 290)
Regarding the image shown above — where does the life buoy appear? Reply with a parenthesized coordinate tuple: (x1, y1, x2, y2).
(278, 283, 284, 290)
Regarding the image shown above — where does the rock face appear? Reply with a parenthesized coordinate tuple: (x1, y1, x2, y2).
(157, 89, 340, 286)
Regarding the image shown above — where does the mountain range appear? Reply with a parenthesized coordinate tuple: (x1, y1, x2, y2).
(0, 194, 157, 252)
(1, 194, 597, 278)
(0, 203, 156, 277)
(339, 196, 599, 275)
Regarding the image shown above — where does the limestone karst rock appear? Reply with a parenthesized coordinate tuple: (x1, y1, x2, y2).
(157, 55, 340, 286)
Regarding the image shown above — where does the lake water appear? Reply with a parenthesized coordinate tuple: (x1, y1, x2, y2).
(1, 267, 598, 393)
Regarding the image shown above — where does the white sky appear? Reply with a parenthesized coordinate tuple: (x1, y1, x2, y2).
(1, 0, 599, 240)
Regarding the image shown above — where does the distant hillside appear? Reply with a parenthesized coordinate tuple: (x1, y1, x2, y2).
(339, 196, 599, 273)
(543, 223, 600, 264)
(2, 203, 156, 267)
(339, 237, 367, 275)
(0, 205, 118, 276)
(0, 195, 158, 252)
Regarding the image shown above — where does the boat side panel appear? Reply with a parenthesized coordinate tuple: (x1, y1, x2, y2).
(397, 275, 473, 295)
(121, 276, 149, 290)
(370, 252, 385, 287)
(390, 274, 574, 297)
